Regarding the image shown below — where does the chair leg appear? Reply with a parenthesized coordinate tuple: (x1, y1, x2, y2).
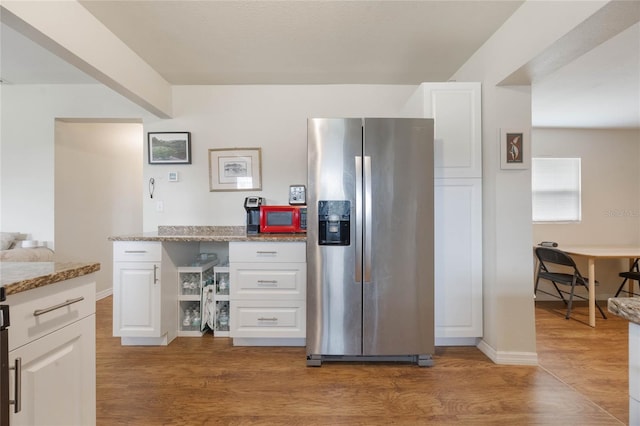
(615, 277, 629, 297)
(595, 300, 607, 319)
(551, 281, 568, 305)
(566, 280, 576, 320)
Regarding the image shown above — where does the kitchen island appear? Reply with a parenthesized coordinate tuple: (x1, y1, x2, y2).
(608, 297, 640, 424)
(1, 259, 99, 425)
(1, 260, 100, 295)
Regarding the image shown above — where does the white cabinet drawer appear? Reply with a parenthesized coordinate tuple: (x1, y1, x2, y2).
(7, 275, 96, 351)
(230, 263, 306, 300)
(113, 241, 161, 262)
(230, 242, 305, 263)
(230, 300, 305, 338)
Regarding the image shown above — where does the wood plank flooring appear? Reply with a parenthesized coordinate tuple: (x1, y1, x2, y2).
(97, 298, 629, 425)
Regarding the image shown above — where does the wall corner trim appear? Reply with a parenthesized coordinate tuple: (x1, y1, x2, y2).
(477, 339, 539, 366)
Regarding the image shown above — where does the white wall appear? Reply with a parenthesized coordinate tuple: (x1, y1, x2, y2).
(142, 84, 419, 230)
(532, 127, 640, 299)
(55, 120, 143, 296)
(1, 84, 154, 245)
(450, 1, 612, 362)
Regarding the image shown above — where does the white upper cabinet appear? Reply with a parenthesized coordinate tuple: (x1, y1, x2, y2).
(422, 82, 482, 178)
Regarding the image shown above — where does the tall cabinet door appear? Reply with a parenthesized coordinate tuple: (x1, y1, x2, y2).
(423, 82, 482, 179)
(113, 262, 161, 337)
(362, 118, 435, 356)
(434, 179, 483, 339)
(306, 118, 363, 356)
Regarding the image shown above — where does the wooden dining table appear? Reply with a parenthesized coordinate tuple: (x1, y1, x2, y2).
(560, 245, 640, 327)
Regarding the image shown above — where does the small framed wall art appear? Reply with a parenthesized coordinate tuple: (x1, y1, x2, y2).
(148, 132, 191, 164)
(500, 129, 529, 170)
(209, 147, 262, 191)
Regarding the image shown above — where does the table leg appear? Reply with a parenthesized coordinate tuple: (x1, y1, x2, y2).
(588, 257, 596, 327)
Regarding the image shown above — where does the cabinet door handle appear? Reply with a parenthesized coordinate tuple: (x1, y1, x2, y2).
(124, 250, 147, 253)
(10, 357, 21, 413)
(257, 280, 278, 285)
(258, 317, 278, 321)
(256, 251, 277, 255)
(153, 264, 159, 284)
(33, 297, 84, 317)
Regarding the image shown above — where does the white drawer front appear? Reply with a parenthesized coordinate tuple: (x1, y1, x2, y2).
(113, 241, 161, 262)
(7, 276, 96, 351)
(230, 263, 306, 300)
(230, 242, 305, 263)
(230, 300, 305, 338)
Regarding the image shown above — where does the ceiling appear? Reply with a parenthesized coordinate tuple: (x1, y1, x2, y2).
(1, 1, 638, 129)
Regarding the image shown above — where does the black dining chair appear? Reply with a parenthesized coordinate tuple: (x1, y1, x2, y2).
(534, 246, 607, 320)
(614, 258, 640, 297)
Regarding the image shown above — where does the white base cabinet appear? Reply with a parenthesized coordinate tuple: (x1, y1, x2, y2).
(113, 241, 198, 345)
(113, 241, 166, 345)
(229, 241, 306, 346)
(7, 275, 96, 426)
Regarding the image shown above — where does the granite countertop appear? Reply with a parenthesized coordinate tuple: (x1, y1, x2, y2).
(109, 226, 307, 243)
(608, 297, 640, 325)
(0, 261, 101, 296)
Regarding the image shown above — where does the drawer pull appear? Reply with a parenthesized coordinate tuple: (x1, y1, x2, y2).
(256, 251, 278, 255)
(124, 250, 147, 253)
(258, 317, 278, 321)
(257, 280, 278, 286)
(33, 297, 84, 317)
(10, 357, 21, 413)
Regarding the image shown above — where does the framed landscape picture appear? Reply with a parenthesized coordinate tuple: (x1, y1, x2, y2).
(148, 132, 191, 164)
(209, 148, 262, 191)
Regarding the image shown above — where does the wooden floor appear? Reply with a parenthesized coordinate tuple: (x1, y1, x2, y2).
(97, 298, 629, 425)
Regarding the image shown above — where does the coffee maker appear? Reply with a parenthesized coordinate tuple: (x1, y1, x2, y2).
(244, 196, 264, 234)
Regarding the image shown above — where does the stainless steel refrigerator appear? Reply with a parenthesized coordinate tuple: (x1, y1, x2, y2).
(306, 117, 434, 367)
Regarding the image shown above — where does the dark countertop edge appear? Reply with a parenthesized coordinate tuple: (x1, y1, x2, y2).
(608, 297, 640, 325)
(4, 262, 101, 296)
(108, 234, 307, 242)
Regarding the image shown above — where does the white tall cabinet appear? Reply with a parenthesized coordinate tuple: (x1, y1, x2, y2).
(422, 82, 483, 344)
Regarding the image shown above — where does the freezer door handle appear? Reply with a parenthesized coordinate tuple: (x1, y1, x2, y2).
(355, 156, 363, 283)
(364, 156, 372, 283)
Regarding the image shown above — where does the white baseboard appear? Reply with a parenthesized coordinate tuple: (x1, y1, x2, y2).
(435, 337, 481, 346)
(96, 287, 113, 301)
(477, 339, 538, 366)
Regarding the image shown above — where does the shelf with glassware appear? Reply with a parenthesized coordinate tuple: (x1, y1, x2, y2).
(212, 265, 230, 336)
(177, 259, 217, 337)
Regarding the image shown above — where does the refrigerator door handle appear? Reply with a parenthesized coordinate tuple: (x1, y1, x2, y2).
(364, 156, 372, 283)
(355, 156, 363, 283)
